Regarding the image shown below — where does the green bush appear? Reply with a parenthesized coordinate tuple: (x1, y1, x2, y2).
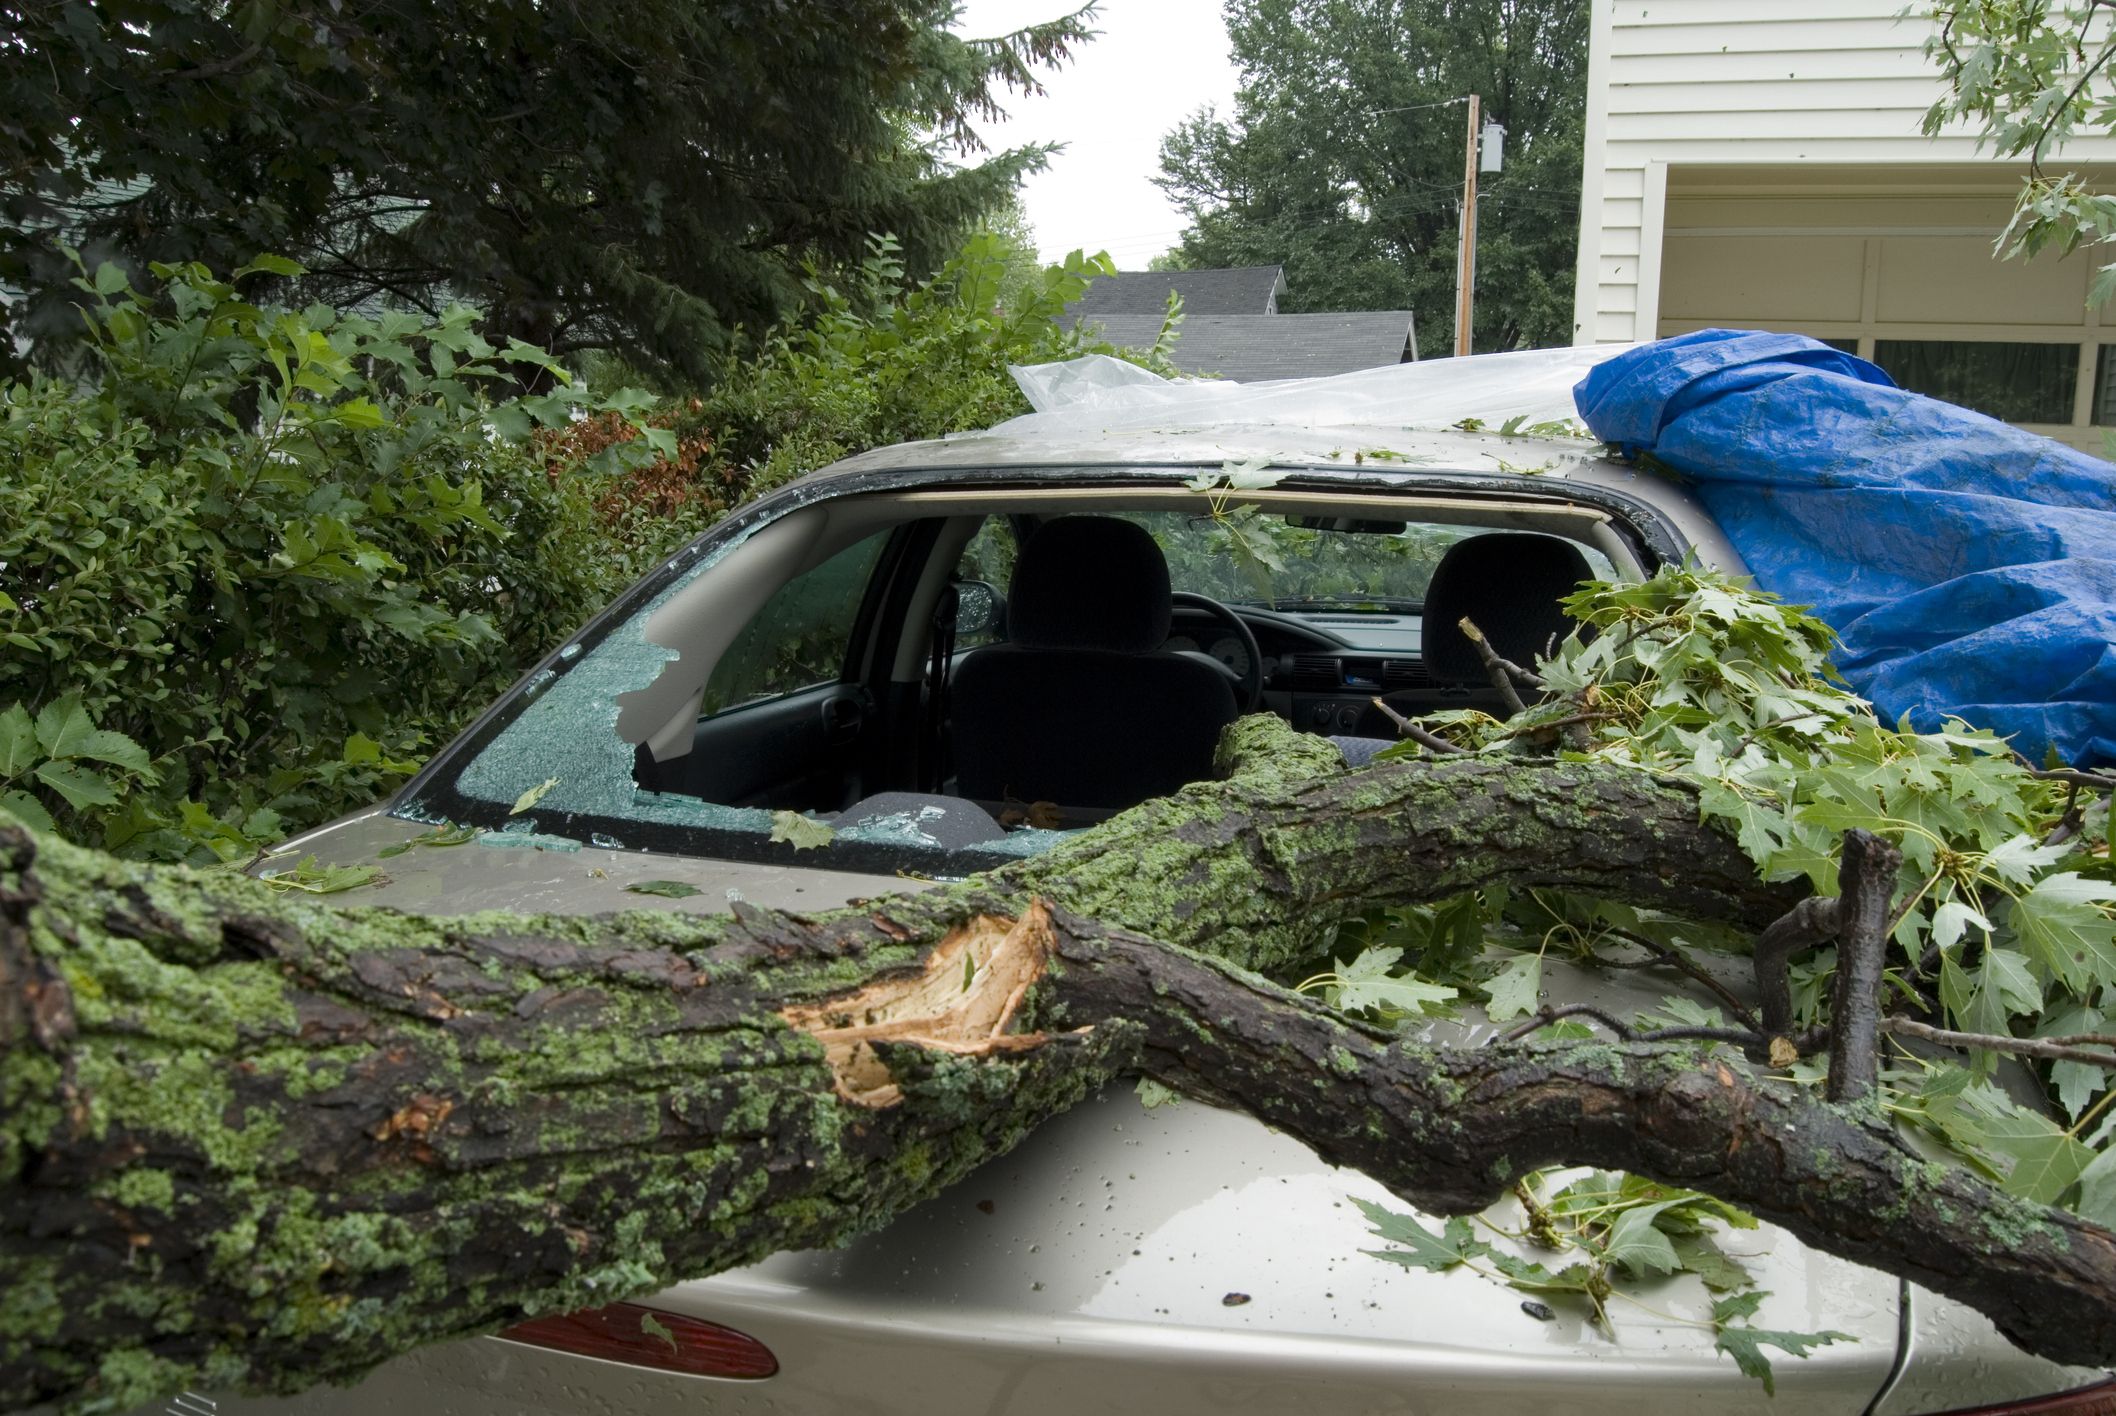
(686, 233, 1173, 499)
(0, 257, 711, 861)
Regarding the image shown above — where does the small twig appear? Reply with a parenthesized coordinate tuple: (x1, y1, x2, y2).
(1592, 926, 1761, 1031)
(2047, 781, 2085, 847)
(1367, 697, 1470, 756)
(1457, 616, 1533, 716)
(1882, 1018, 2116, 1072)
(1489, 710, 1613, 743)
(2022, 764, 2116, 792)
(1753, 895, 1841, 1041)
(1828, 830, 1903, 1104)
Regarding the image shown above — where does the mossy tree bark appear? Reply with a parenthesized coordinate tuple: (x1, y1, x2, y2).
(4, 718, 2112, 1413)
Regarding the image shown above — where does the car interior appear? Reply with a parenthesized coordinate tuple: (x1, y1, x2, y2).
(610, 485, 1637, 844)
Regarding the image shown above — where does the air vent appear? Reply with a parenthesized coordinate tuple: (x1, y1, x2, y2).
(1287, 655, 1341, 692)
(1339, 657, 1385, 691)
(1383, 659, 1433, 690)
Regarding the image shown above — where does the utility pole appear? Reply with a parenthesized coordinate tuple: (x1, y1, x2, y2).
(1454, 93, 1481, 358)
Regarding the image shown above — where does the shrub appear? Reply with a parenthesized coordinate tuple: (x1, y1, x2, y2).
(0, 257, 711, 860)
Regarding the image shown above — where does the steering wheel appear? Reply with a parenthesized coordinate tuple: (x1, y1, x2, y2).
(1169, 591, 1265, 714)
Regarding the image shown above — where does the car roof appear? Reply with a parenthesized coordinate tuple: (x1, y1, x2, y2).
(801, 422, 1745, 574)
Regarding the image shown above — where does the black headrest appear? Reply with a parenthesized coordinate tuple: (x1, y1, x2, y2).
(1008, 517, 1172, 653)
(1421, 533, 1593, 685)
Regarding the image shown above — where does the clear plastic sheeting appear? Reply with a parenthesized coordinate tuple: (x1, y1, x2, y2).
(1576, 328, 2116, 769)
(999, 345, 1630, 437)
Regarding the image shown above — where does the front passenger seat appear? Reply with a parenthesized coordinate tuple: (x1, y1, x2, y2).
(951, 517, 1238, 813)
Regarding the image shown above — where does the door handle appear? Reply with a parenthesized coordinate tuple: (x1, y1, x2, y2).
(819, 691, 865, 744)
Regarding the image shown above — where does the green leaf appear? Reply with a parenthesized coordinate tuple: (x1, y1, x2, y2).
(68, 727, 152, 773)
(1931, 899, 1992, 951)
(510, 778, 560, 815)
(0, 705, 36, 778)
(257, 856, 384, 895)
(1672, 1232, 1756, 1293)
(1601, 1201, 1682, 1278)
(770, 811, 836, 851)
(1713, 1324, 1853, 1397)
(2075, 1148, 2116, 1226)
(0, 789, 55, 834)
(1981, 1109, 2095, 1204)
(2010, 873, 2116, 993)
(1484, 1250, 1598, 1295)
(32, 760, 118, 810)
(33, 696, 94, 759)
(1330, 946, 1457, 1016)
(1483, 952, 1542, 1022)
(1710, 1291, 1767, 1325)
(1219, 458, 1284, 491)
(235, 254, 307, 279)
(1354, 1198, 1480, 1273)
(332, 397, 387, 430)
(625, 879, 704, 899)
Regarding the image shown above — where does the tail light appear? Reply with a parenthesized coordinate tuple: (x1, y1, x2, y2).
(1916, 1377, 2116, 1415)
(497, 1301, 778, 1379)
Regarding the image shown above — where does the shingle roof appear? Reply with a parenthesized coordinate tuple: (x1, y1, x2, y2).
(1077, 312, 1417, 382)
(1065, 266, 1289, 318)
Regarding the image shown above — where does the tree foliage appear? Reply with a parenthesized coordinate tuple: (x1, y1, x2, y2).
(1924, 0, 2116, 303)
(1155, 0, 1587, 350)
(0, 0, 1094, 379)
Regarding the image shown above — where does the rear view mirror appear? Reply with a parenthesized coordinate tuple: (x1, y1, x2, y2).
(955, 579, 1005, 638)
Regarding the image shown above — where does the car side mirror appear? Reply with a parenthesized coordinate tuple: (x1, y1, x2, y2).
(955, 579, 1005, 638)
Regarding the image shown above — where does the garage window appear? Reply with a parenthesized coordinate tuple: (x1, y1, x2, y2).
(1871, 340, 2076, 425)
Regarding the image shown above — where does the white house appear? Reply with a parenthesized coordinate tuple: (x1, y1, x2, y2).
(1571, 0, 2116, 449)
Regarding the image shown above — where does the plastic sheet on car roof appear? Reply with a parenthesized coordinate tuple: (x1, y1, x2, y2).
(1576, 328, 2116, 769)
(998, 346, 1629, 437)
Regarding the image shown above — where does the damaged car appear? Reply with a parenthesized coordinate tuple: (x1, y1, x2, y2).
(189, 348, 2114, 1416)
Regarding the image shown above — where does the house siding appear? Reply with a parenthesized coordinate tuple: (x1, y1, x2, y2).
(1572, 0, 2116, 347)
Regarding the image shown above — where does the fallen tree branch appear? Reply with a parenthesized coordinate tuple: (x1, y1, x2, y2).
(5, 718, 2114, 1411)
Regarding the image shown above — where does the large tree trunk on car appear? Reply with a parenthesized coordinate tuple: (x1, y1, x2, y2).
(3, 718, 2112, 1412)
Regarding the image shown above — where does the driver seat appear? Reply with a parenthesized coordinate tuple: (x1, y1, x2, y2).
(951, 517, 1238, 814)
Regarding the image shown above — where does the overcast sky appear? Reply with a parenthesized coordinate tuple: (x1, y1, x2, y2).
(952, 0, 1241, 268)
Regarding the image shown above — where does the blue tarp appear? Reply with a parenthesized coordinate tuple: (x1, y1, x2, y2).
(1574, 328, 2116, 769)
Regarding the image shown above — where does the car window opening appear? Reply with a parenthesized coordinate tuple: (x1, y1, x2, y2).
(428, 485, 1632, 869)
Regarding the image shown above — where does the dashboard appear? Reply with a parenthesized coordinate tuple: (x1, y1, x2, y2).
(1164, 603, 1498, 737)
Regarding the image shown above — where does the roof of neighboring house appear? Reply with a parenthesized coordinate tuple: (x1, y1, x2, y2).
(1077, 312, 1417, 382)
(1066, 266, 1290, 318)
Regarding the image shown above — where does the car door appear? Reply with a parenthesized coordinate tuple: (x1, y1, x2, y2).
(671, 529, 892, 811)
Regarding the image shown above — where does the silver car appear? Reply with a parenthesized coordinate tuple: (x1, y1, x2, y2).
(180, 419, 2112, 1415)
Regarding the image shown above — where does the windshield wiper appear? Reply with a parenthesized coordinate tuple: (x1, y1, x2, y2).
(1232, 596, 1424, 613)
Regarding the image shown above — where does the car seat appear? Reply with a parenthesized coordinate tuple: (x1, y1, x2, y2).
(950, 516, 1238, 813)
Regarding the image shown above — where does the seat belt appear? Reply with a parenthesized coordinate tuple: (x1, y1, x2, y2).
(922, 582, 960, 791)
